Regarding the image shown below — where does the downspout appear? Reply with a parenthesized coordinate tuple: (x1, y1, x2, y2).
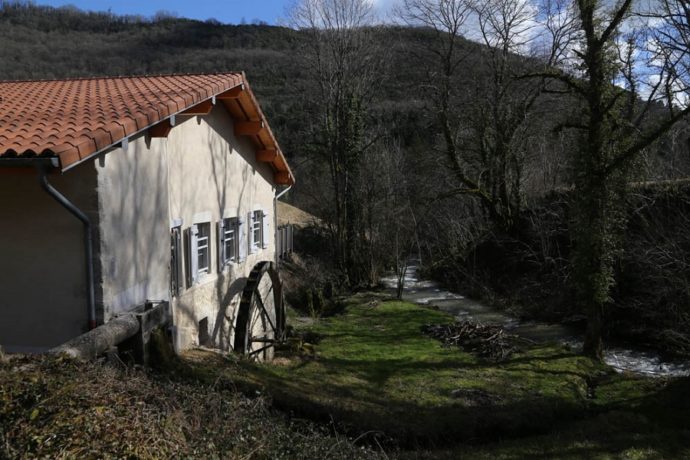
(274, 184, 293, 264)
(38, 167, 97, 330)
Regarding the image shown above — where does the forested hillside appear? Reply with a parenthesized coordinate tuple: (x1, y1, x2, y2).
(0, 1, 578, 186)
(0, 2, 432, 174)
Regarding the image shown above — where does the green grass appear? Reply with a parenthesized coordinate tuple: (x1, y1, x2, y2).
(179, 293, 690, 457)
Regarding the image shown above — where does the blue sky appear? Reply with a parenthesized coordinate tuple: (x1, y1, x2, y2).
(33, 0, 397, 25)
(34, 0, 293, 25)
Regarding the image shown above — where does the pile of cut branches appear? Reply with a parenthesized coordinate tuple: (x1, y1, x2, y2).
(421, 321, 520, 360)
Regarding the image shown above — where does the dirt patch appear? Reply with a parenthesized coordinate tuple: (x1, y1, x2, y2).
(277, 201, 320, 228)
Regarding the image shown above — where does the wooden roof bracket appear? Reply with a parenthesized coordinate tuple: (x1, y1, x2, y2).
(256, 149, 278, 162)
(235, 120, 264, 136)
(180, 100, 214, 116)
(274, 171, 291, 185)
(217, 83, 245, 100)
(149, 118, 174, 138)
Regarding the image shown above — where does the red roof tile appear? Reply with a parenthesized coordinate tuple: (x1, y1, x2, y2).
(0, 73, 294, 184)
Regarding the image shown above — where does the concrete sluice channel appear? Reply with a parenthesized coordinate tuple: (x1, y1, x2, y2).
(382, 264, 690, 377)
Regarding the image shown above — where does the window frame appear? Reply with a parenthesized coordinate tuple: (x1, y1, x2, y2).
(251, 209, 263, 253)
(220, 217, 239, 267)
(188, 221, 211, 287)
(196, 222, 211, 277)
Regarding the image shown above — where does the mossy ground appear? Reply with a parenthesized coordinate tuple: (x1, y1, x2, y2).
(3, 293, 689, 458)
(183, 292, 690, 458)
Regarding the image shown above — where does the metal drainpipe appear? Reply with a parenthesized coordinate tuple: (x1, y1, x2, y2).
(274, 184, 293, 264)
(38, 167, 97, 330)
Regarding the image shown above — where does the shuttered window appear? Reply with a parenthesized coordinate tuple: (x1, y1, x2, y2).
(262, 210, 270, 249)
(250, 210, 262, 254)
(238, 217, 247, 262)
(190, 222, 211, 285)
(218, 217, 238, 267)
(170, 226, 182, 297)
(196, 222, 210, 275)
(247, 208, 271, 253)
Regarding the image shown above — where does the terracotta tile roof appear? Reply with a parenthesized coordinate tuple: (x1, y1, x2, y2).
(0, 73, 294, 184)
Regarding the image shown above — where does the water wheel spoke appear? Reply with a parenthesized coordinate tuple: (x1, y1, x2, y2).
(249, 337, 277, 343)
(233, 261, 285, 360)
(255, 289, 277, 333)
(247, 343, 274, 357)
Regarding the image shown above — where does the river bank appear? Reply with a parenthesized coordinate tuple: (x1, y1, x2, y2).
(420, 187, 690, 362)
(399, 264, 690, 377)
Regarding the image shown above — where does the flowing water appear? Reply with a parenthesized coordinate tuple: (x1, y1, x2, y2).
(382, 264, 690, 377)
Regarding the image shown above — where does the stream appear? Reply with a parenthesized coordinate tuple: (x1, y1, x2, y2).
(381, 264, 690, 377)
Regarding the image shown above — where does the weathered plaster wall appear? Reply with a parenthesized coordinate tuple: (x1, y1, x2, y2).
(0, 165, 98, 351)
(166, 106, 277, 351)
(95, 132, 170, 321)
(96, 104, 276, 351)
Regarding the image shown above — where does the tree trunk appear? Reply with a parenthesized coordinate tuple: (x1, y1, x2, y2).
(583, 301, 605, 360)
(572, 175, 621, 362)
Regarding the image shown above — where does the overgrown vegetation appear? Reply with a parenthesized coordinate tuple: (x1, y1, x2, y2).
(1, 293, 688, 458)
(431, 183, 690, 358)
(5, 296, 690, 458)
(0, 353, 379, 459)
(185, 294, 690, 457)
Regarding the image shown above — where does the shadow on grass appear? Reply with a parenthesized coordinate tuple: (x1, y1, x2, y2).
(177, 298, 690, 455)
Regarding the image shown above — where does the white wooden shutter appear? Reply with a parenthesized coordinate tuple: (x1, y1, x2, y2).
(238, 217, 247, 262)
(248, 211, 256, 254)
(217, 220, 225, 272)
(262, 209, 270, 249)
(190, 224, 199, 285)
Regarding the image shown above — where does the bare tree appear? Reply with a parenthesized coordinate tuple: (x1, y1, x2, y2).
(385, 142, 423, 298)
(288, 0, 381, 286)
(397, 0, 565, 233)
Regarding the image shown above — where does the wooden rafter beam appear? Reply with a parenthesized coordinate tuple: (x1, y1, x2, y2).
(181, 100, 214, 116)
(217, 84, 245, 100)
(274, 171, 291, 185)
(0, 167, 39, 175)
(256, 149, 278, 162)
(149, 119, 173, 138)
(234, 120, 264, 136)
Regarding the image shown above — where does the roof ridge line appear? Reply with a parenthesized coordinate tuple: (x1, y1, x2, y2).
(0, 72, 245, 84)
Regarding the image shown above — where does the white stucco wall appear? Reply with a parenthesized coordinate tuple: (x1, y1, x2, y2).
(165, 106, 277, 351)
(0, 166, 98, 351)
(95, 131, 171, 320)
(96, 104, 277, 351)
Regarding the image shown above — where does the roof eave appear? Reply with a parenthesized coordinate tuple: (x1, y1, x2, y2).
(0, 158, 60, 168)
(53, 75, 296, 186)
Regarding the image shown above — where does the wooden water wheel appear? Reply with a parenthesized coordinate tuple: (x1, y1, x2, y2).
(233, 261, 286, 361)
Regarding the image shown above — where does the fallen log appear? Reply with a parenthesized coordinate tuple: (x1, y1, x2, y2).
(50, 314, 140, 360)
